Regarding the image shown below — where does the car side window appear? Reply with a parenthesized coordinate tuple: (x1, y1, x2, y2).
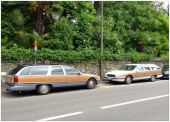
(144, 67, 151, 71)
(20, 67, 29, 75)
(51, 66, 64, 75)
(28, 67, 48, 75)
(151, 67, 160, 70)
(136, 66, 144, 71)
(63, 66, 79, 75)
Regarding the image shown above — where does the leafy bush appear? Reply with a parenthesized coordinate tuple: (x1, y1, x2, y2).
(2, 46, 99, 63)
(161, 53, 169, 62)
(125, 49, 153, 63)
(2, 46, 158, 63)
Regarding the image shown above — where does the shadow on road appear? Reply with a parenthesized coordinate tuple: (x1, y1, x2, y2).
(1, 85, 87, 98)
(159, 77, 169, 80)
(1, 78, 167, 99)
(103, 78, 164, 85)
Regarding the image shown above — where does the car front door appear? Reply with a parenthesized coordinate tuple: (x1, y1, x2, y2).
(63, 66, 86, 86)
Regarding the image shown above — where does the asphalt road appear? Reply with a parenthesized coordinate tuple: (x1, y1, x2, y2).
(1, 79, 169, 121)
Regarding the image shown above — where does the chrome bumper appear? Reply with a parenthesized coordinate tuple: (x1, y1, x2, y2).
(103, 77, 125, 82)
(5, 83, 36, 91)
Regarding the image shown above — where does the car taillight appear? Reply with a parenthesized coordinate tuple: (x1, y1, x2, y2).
(14, 75, 19, 83)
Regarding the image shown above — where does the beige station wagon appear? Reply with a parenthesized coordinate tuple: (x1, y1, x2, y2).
(104, 64, 162, 84)
(4, 65, 100, 95)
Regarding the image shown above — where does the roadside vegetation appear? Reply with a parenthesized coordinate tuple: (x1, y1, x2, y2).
(1, 1, 169, 63)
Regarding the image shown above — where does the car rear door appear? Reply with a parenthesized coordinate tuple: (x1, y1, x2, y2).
(133, 65, 148, 80)
(50, 66, 66, 87)
(143, 66, 152, 77)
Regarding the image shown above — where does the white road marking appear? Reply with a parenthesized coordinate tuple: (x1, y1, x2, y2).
(37, 111, 83, 121)
(101, 86, 115, 88)
(101, 94, 169, 109)
(100, 84, 135, 89)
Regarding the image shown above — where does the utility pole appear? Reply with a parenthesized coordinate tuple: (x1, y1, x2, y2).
(100, 1, 104, 79)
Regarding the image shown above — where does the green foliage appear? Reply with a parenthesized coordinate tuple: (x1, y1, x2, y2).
(1, 1, 169, 63)
(103, 49, 153, 62)
(10, 9, 24, 27)
(15, 31, 32, 48)
(103, 1, 168, 56)
(160, 53, 169, 62)
(2, 45, 35, 61)
(2, 46, 154, 63)
(125, 49, 153, 63)
(1, 46, 98, 63)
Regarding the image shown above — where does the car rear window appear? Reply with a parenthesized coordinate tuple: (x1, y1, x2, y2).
(8, 65, 25, 75)
(20, 67, 29, 75)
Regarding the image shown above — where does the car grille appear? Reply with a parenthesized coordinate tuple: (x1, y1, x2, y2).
(107, 74, 115, 77)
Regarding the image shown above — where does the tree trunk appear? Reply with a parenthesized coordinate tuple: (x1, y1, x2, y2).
(35, 2, 45, 35)
(137, 44, 144, 52)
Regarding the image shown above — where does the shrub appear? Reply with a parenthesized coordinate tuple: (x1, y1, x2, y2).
(161, 53, 169, 62)
(2, 46, 156, 63)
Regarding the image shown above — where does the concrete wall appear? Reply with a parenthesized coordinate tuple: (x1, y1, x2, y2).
(1, 60, 166, 76)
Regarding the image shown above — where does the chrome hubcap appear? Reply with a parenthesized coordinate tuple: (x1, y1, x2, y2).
(126, 77, 131, 83)
(88, 80, 95, 88)
(151, 76, 155, 81)
(40, 85, 49, 93)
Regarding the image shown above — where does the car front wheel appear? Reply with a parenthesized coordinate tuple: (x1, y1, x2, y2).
(86, 78, 96, 89)
(125, 76, 132, 84)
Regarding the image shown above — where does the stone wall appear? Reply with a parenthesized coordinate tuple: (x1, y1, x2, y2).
(1, 60, 167, 76)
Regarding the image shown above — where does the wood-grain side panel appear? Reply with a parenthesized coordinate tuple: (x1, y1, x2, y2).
(127, 69, 161, 78)
(66, 75, 87, 82)
(18, 76, 52, 83)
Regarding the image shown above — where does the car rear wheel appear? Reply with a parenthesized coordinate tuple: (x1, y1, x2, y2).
(36, 84, 51, 95)
(125, 76, 132, 84)
(86, 78, 96, 89)
(150, 75, 156, 82)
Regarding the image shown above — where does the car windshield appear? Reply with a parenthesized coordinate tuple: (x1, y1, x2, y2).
(118, 65, 136, 71)
(8, 65, 25, 75)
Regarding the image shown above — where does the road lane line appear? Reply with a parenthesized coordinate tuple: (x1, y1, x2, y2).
(37, 111, 83, 121)
(101, 94, 169, 109)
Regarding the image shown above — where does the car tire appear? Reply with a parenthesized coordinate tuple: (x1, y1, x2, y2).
(125, 76, 132, 84)
(86, 78, 96, 89)
(150, 75, 156, 82)
(36, 84, 51, 95)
